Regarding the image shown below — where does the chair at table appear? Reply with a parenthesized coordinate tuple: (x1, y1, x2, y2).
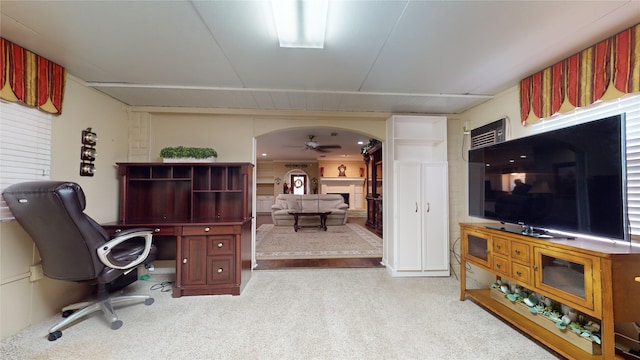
(2, 181, 156, 341)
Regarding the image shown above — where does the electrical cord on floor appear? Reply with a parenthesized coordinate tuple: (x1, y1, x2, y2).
(450, 236, 471, 282)
(149, 281, 173, 292)
(138, 275, 174, 292)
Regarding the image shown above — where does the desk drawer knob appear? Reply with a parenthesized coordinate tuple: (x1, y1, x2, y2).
(217, 242, 223, 248)
(515, 249, 521, 255)
(182, 258, 187, 264)
(496, 244, 501, 249)
(154, 228, 161, 233)
(516, 271, 522, 276)
(496, 264, 501, 268)
(217, 268, 223, 273)
(204, 227, 210, 232)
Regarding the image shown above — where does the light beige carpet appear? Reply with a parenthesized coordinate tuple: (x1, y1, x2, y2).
(256, 223, 383, 260)
(0, 269, 558, 359)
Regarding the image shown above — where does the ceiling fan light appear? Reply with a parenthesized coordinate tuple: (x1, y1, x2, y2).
(272, 0, 328, 48)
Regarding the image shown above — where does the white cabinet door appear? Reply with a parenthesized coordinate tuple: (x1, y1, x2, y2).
(256, 196, 274, 213)
(395, 162, 422, 271)
(395, 162, 449, 273)
(421, 162, 449, 271)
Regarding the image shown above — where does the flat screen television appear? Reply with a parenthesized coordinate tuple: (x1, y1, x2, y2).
(468, 114, 628, 240)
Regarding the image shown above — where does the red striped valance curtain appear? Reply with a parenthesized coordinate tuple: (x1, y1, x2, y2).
(0, 38, 66, 115)
(520, 23, 639, 125)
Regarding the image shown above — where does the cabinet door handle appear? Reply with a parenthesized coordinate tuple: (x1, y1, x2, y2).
(204, 227, 210, 232)
(182, 258, 188, 264)
(515, 249, 521, 255)
(635, 277, 640, 283)
(115, 228, 122, 233)
(154, 228, 161, 233)
(217, 242, 223, 248)
(496, 263, 501, 268)
(415, 202, 418, 213)
(426, 202, 430, 213)
(496, 244, 501, 249)
(516, 271, 522, 276)
(533, 265, 539, 270)
(217, 268, 223, 273)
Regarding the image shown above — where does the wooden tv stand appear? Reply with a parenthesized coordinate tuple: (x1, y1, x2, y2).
(460, 223, 640, 360)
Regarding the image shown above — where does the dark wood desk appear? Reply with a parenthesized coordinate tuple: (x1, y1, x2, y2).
(103, 219, 252, 297)
(288, 211, 332, 232)
(106, 162, 254, 297)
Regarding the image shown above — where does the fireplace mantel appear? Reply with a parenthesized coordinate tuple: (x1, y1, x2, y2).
(320, 177, 364, 185)
(320, 177, 365, 210)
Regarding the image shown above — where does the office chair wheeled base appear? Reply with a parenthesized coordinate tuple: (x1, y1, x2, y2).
(47, 295, 154, 341)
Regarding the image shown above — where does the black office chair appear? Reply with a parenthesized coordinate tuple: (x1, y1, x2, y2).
(2, 181, 156, 341)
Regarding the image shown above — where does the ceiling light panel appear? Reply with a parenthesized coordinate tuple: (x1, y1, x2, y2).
(272, 0, 328, 48)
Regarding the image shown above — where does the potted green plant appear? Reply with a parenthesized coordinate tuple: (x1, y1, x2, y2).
(160, 146, 218, 162)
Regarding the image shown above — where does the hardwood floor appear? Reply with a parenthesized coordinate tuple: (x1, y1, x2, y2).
(255, 214, 384, 270)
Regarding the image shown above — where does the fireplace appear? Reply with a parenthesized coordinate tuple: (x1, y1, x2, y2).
(320, 177, 364, 210)
(329, 193, 349, 206)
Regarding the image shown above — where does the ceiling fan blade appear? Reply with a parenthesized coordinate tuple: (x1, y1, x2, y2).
(316, 145, 342, 149)
(313, 147, 329, 153)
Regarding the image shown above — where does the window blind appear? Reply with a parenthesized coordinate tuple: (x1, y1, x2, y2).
(0, 100, 51, 220)
(531, 93, 640, 239)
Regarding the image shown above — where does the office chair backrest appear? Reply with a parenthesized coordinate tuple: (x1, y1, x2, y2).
(3, 181, 110, 281)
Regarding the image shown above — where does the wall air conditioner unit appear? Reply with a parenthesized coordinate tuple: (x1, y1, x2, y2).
(470, 118, 506, 149)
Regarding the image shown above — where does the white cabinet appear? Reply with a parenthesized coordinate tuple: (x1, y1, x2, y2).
(256, 195, 274, 213)
(384, 115, 449, 277)
(395, 162, 449, 274)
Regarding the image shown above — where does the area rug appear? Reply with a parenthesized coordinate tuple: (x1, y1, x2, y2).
(256, 223, 383, 260)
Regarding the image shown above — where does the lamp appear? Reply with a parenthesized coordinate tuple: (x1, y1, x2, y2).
(272, 0, 328, 48)
(80, 127, 97, 177)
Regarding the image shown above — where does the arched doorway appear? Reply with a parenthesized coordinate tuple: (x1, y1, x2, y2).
(254, 126, 384, 269)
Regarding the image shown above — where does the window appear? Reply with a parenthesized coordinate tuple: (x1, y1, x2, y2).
(0, 100, 51, 220)
(532, 93, 640, 240)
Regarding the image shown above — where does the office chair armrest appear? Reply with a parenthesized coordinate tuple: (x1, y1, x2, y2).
(97, 229, 153, 270)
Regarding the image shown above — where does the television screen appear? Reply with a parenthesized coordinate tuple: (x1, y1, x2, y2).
(468, 114, 627, 240)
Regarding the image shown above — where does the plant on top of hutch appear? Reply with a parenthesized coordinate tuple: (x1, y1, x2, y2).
(160, 146, 218, 162)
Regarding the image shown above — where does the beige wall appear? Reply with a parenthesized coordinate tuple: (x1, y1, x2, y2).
(128, 109, 387, 164)
(0, 76, 129, 339)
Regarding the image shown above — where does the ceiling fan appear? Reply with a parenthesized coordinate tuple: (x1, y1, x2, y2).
(304, 135, 342, 153)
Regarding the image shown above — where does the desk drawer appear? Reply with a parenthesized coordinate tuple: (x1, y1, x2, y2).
(105, 225, 177, 236)
(207, 235, 235, 255)
(182, 225, 234, 236)
(207, 256, 235, 285)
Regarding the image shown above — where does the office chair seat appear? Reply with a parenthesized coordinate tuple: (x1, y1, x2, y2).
(2, 181, 157, 341)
